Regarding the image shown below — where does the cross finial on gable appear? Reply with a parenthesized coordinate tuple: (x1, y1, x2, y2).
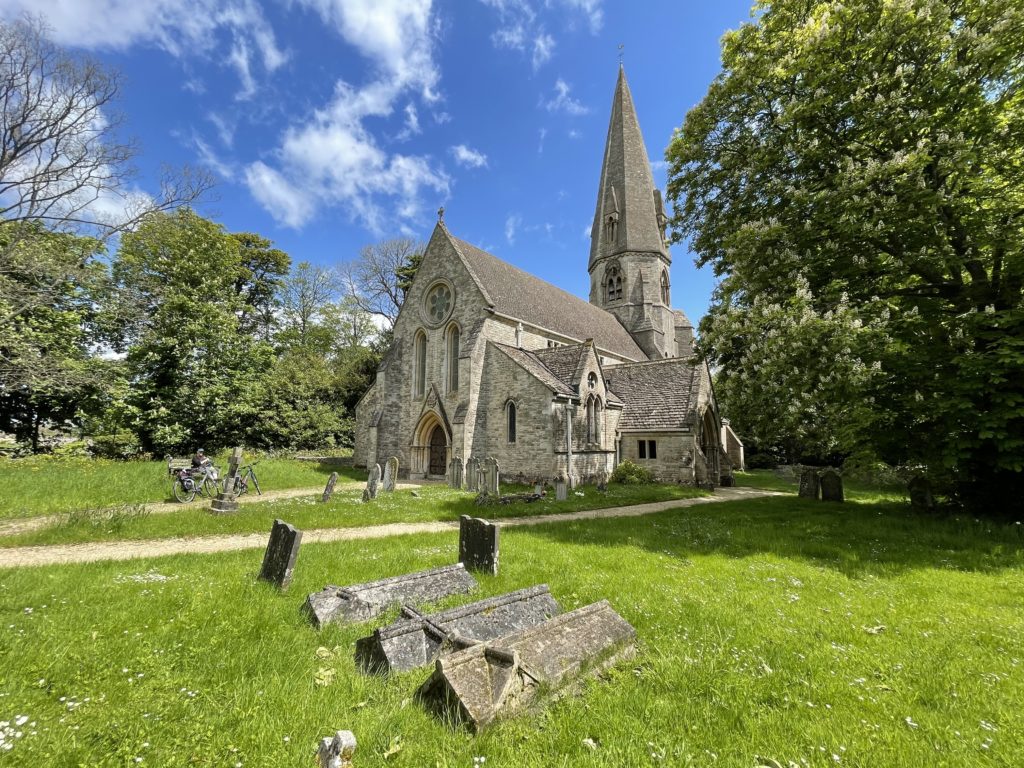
(438, 205, 445, 223)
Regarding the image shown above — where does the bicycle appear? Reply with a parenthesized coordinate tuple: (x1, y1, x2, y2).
(171, 463, 220, 503)
(232, 461, 262, 496)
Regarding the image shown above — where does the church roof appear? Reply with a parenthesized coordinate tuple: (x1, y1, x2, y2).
(532, 345, 586, 387)
(491, 343, 576, 396)
(448, 232, 647, 361)
(604, 358, 701, 431)
(589, 66, 669, 269)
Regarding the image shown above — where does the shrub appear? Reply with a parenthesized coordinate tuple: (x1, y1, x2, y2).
(611, 459, 654, 485)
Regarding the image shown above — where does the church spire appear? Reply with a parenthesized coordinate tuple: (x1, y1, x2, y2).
(588, 66, 668, 271)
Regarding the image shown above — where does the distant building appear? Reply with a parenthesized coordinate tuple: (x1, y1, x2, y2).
(355, 68, 735, 485)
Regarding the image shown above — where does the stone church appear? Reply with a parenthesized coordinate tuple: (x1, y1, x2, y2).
(354, 67, 742, 485)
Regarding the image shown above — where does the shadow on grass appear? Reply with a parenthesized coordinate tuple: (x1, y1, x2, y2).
(518, 494, 1024, 578)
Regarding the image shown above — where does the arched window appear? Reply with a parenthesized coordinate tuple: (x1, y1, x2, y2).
(660, 270, 670, 305)
(586, 396, 603, 444)
(606, 265, 623, 302)
(414, 330, 427, 398)
(447, 324, 460, 392)
(506, 401, 517, 444)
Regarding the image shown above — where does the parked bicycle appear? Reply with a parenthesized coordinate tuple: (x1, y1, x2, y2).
(171, 463, 220, 503)
(232, 461, 262, 496)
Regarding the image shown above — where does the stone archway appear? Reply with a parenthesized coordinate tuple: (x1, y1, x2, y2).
(428, 425, 447, 475)
(698, 408, 721, 484)
(412, 410, 449, 478)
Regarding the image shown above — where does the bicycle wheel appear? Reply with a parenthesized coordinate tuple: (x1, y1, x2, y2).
(250, 471, 261, 496)
(172, 477, 196, 503)
(233, 475, 247, 496)
(201, 476, 220, 498)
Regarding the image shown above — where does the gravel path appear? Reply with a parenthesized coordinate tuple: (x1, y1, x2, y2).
(0, 487, 780, 569)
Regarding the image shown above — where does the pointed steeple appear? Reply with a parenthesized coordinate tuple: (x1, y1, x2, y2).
(588, 66, 668, 270)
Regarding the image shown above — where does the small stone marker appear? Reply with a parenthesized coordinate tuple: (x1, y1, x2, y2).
(555, 475, 567, 501)
(355, 585, 561, 673)
(483, 457, 500, 495)
(820, 469, 844, 502)
(459, 515, 499, 575)
(321, 472, 339, 503)
(449, 456, 464, 489)
(798, 467, 820, 500)
(382, 456, 399, 492)
(596, 470, 608, 492)
(304, 563, 478, 629)
(908, 476, 935, 511)
(317, 730, 356, 768)
(362, 463, 381, 502)
(533, 481, 544, 496)
(418, 600, 636, 731)
(258, 519, 302, 590)
(211, 446, 244, 513)
(465, 457, 478, 492)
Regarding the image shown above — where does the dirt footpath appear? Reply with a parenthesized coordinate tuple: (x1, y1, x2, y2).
(0, 487, 779, 568)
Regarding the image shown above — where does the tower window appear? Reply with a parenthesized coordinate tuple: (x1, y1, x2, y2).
(606, 265, 623, 302)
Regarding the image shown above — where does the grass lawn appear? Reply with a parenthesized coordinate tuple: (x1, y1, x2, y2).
(0, 495, 1021, 766)
(0, 456, 349, 520)
(2, 483, 708, 547)
(735, 469, 907, 503)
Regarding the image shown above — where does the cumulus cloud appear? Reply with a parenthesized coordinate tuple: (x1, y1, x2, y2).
(450, 144, 488, 169)
(543, 79, 588, 115)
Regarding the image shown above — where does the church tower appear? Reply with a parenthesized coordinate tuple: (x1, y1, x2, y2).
(588, 66, 677, 360)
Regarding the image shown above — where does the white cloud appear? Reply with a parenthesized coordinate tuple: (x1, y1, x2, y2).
(479, 0, 603, 67)
(561, 0, 603, 33)
(1, 0, 287, 97)
(544, 79, 588, 116)
(450, 144, 488, 169)
(505, 213, 521, 244)
(208, 113, 236, 147)
(244, 161, 314, 229)
(532, 32, 554, 70)
(538, 127, 547, 154)
(193, 135, 236, 180)
(397, 103, 421, 140)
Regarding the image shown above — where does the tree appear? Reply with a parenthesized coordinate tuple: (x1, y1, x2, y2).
(279, 261, 339, 349)
(342, 237, 424, 328)
(666, 0, 1024, 507)
(231, 233, 290, 341)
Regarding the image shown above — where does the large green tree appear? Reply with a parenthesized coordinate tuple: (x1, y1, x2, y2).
(667, 0, 1024, 506)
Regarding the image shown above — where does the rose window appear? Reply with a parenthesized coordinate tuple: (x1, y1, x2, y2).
(426, 284, 452, 324)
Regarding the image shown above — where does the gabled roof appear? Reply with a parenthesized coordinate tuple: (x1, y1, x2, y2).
(491, 343, 575, 397)
(532, 345, 586, 388)
(604, 358, 702, 431)
(446, 230, 647, 361)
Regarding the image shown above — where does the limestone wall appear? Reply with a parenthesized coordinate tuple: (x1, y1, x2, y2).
(619, 432, 695, 483)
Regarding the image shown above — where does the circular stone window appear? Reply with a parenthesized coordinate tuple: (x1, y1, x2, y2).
(423, 281, 454, 326)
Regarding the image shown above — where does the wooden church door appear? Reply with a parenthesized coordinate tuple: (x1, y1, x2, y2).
(428, 426, 447, 476)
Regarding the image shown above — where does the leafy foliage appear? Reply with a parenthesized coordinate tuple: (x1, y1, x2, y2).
(610, 459, 654, 485)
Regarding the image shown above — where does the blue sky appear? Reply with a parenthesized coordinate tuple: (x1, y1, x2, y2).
(3, 0, 755, 325)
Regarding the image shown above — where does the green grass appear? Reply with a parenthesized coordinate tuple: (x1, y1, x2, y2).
(3, 483, 707, 547)
(0, 456, 347, 519)
(0, 496, 1021, 766)
(735, 469, 906, 503)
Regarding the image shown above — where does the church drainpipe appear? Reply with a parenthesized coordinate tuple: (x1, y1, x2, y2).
(565, 401, 574, 488)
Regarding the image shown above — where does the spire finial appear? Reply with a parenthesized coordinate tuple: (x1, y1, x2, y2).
(618, 44, 624, 68)
(437, 205, 445, 223)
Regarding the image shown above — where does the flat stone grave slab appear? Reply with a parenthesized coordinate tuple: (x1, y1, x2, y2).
(355, 585, 561, 674)
(258, 519, 302, 590)
(459, 515, 499, 575)
(417, 599, 636, 731)
(304, 564, 478, 629)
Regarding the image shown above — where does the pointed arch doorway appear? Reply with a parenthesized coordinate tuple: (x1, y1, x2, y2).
(412, 410, 450, 478)
(428, 425, 447, 476)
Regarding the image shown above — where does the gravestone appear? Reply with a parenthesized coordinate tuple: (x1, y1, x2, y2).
(418, 600, 636, 731)
(555, 475, 567, 501)
(533, 482, 544, 496)
(362, 463, 381, 503)
(798, 467, 820, 500)
(449, 456, 464, 489)
(475, 459, 487, 494)
(211, 447, 244, 514)
(382, 456, 399, 492)
(908, 476, 935, 511)
(304, 564, 478, 629)
(258, 519, 302, 590)
(483, 457, 500, 495)
(820, 469, 844, 502)
(465, 457, 479, 492)
(596, 470, 608, 492)
(459, 515, 499, 575)
(355, 585, 560, 673)
(321, 472, 339, 503)
(317, 730, 356, 768)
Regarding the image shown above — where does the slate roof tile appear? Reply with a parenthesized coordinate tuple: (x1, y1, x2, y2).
(604, 358, 701, 430)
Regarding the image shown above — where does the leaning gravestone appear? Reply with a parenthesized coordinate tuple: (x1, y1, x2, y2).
(304, 563, 478, 629)
(382, 456, 399, 492)
(317, 730, 356, 768)
(820, 469, 844, 502)
(798, 467, 821, 500)
(355, 585, 561, 673)
(211, 447, 244, 514)
(362, 463, 381, 502)
(418, 600, 636, 731)
(908, 476, 935, 511)
(459, 515, 499, 575)
(483, 457, 500, 495)
(321, 472, 339, 503)
(258, 519, 302, 590)
(555, 475, 568, 501)
(449, 456, 464, 489)
(465, 457, 479, 492)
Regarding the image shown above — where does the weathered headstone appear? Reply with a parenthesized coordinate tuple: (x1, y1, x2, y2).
(555, 475, 567, 501)
(459, 515, 499, 575)
(355, 585, 561, 673)
(480, 457, 499, 495)
(533, 481, 544, 496)
(418, 600, 636, 731)
(211, 446, 244, 513)
(908, 476, 935, 512)
(449, 456, 464, 489)
(258, 519, 302, 589)
(820, 469, 844, 502)
(798, 467, 820, 500)
(596, 470, 608, 492)
(317, 730, 356, 768)
(321, 472, 339, 503)
(304, 564, 478, 629)
(362, 463, 381, 502)
(382, 456, 399, 492)
(465, 457, 479, 492)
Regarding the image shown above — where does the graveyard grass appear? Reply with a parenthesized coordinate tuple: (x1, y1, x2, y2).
(1, 490, 1021, 766)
